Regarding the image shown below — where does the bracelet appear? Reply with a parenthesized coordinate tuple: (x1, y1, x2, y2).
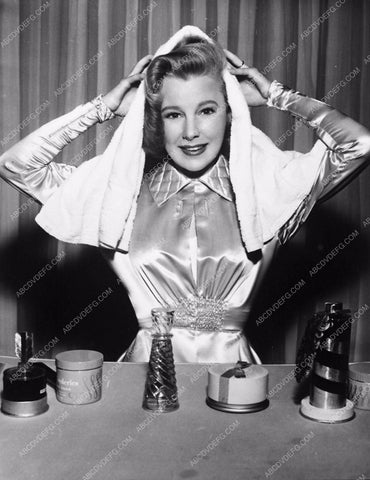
(266, 80, 286, 108)
(91, 94, 115, 123)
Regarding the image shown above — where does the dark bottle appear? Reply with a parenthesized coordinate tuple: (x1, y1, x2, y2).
(1, 332, 48, 417)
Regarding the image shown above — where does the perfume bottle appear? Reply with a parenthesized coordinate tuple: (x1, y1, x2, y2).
(1, 332, 48, 417)
(142, 307, 179, 412)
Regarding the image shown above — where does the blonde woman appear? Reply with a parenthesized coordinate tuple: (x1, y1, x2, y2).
(1, 27, 369, 363)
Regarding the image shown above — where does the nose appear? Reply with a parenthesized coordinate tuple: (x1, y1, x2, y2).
(182, 116, 199, 142)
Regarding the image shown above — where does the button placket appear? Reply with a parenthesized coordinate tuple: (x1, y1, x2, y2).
(174, 199, 183, 218)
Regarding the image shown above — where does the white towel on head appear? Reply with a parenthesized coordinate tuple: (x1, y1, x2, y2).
(35, 25, 325, 252)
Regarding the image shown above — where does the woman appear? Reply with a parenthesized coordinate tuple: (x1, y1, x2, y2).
(1, 26, 369, 363)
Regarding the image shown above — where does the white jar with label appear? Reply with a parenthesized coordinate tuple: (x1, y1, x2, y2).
(55, 350, 103, 405)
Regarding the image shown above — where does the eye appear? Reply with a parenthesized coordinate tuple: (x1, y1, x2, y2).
(199, 107, 216, 115)
(163, 112, 182, 119)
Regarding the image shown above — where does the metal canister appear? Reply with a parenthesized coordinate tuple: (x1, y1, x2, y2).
(310, 302, 351, 409)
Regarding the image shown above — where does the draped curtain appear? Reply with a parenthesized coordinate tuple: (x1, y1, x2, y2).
(0, 0, 369, 362)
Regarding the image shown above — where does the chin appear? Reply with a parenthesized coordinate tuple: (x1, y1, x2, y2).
(182, 160, 213, 171)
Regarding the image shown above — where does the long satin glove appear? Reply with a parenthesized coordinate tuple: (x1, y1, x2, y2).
(0, 96, 114, 205)
(267, 81, 370, 243)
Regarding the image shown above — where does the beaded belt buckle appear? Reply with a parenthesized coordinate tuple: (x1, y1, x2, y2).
(173, 295, 226, 331)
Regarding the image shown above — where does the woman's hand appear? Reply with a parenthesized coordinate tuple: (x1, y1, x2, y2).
(102, 55, 153, 116)
(224, 49, 271, 107)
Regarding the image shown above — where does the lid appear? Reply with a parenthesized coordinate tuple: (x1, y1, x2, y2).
(209, 363, 268, 380)
(55, 350, 103, 370)
(349, 363, 370, 383)
(324, 302, 343, 313)
(206, 396, 269, 413)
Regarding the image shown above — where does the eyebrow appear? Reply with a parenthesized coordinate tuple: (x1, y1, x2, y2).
(161, 100, 219, 113)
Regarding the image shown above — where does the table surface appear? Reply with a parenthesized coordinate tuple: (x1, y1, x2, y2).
(0, 357, 369, 480)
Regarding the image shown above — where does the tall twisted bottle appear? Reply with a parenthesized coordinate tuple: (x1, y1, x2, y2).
(142, 307, 179, 412)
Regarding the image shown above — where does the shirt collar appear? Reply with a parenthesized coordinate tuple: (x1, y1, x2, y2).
(147, 155, 234, 206)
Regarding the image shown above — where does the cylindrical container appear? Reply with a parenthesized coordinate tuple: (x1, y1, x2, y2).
(1, 364, 48, 417)
(55, 350, 103, 405)
(348, 363, 370, 410)
(207, 362, 269, 413)
(310, 302, 350, 409)
(300, 302, 354, 423)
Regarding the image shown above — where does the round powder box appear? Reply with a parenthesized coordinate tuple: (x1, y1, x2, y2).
(55, 350, 103, 405)
(348, 363, 370, 410)
(207, 362, 269, 413)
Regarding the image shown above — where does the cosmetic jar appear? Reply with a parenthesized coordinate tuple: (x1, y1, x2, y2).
(1, 364, 48, 417)
(55, 350, 103, 405)
(348, 363, 370, 410)
(207, 362, 269, 413)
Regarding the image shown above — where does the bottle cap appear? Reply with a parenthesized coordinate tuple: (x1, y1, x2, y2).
(151, 307, 174, 334)
(324, 302, 343, 313)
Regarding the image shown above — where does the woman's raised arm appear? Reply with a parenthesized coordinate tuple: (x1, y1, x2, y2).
(267, 81, 370, 243)
(226, 48, 370, 197)
(266, 80, 370, 202)
(0, 98, 114, 205)
(0, 55, 152, 205)
(225, 48, 370, 242)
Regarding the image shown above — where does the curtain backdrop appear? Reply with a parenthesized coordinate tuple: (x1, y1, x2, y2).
(0, 0, 369, 362)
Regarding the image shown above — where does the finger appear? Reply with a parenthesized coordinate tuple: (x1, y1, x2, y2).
(228, 66, 244, 75)
(223, 48, 244, 68)
(119, 73, 145, 94)
(242, 67, 267, 85)
(129, 55, 153, 76)
(228, 65, 254, 78)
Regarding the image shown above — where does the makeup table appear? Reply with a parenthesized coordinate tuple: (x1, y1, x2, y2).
(0, 357, 369, 480)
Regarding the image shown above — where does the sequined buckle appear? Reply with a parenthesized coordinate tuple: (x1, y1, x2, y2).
(174, 296, 226, 331)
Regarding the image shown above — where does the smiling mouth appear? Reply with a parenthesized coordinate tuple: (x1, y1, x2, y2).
(179, 144, 208, 156)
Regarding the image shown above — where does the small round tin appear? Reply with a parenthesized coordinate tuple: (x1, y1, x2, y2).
(207, 363, 269, 413)
(206, 396, 269, 413)
(55, 350, 103, 405)
(348, 363, 370, 410)
(1, 365, 48, 417)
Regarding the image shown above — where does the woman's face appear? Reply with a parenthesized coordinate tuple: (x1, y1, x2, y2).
(160, 74, 228, 172)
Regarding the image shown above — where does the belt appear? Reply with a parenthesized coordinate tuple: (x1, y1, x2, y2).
(138, 296, 248, 332)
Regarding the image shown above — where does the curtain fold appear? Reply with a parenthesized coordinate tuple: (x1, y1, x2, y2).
(0, 0, 369, 361)
(0, 0, 20, 355)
